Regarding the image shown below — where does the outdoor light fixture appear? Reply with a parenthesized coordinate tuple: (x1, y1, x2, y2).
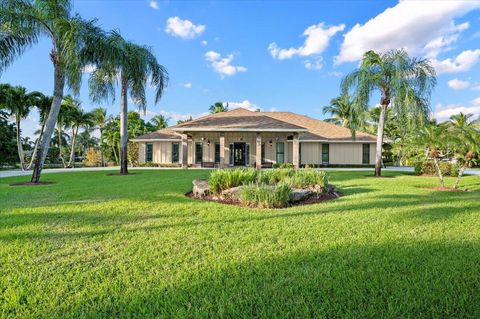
(269, 140, 273, 146)
(207, 140, 210, 146)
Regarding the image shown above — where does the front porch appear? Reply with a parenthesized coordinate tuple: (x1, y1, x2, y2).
(179, 131, 301, 169)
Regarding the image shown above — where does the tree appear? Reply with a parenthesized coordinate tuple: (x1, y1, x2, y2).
(64, 102, 94, 167)
(150, 114, 169, 130)
(209, 102, 228, 114)
(0, 84, 42, 170)
(89, 31, 168, 174)
(448, 113, 479, 189)
(91, 107, 107, 166)
(342, 49, 436, 176)
(177, 116, 192, 125)
(26, 94, 52, 170)
(0, 110, 17, 165)
(322, 94, 366, 136)
(1, 0, 108, 183)
(417, 124, 449, 188)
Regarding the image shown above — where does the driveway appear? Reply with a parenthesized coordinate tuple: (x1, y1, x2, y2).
(1, 166, 479, 178)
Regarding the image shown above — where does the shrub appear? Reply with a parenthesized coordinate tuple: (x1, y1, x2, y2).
(240, 183, 291, 208)
(84, 148, 101, 167)
(140, 162, 158, 167)
(128, 141, 139, 167)
(414, 160, 459, 176)
(272, 162, 294, 169)
(284, 169, 328, 191)
(257, 168, 293, 185)
(208, 168, 258, 193)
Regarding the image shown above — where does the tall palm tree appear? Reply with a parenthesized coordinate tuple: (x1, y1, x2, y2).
(448, 113, 479, 189)
(0, 84, 42, 170)
(0, 0, 109, 183)
(417, 124, 448, 188)
(342, 49, 436, 176)
(26, 94, 52, 170)
(209, 102, 228, 114)
(150, 114, 169, 130)
(322, 94, 367, 137)
(65, 104, 94, 167)
(89, 31, 168, 174)
(91, 107, 107, 166)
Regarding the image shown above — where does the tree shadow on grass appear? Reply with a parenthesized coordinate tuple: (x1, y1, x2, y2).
(29, 241, 480, 318)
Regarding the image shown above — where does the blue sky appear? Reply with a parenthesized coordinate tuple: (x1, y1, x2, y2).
(2, 0, 480, 138)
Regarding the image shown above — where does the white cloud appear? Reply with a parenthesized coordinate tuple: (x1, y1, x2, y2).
(204, 51, 247, 78)
(201, 40, 208, 46)
(303, 57, 323, 71)
(434, 98, 480, 122)
(472, 84, 480, 91)
(447, 78, 470, 90)
(431, 49, 480, 74)
(268, 23, 345, 60)
(183, 83, 192, 89)
(149, 0, 159, 10)
(328, 71, 343, 77)
(228, 100, 262, 112)
(335, 1, 480, 64)
(165, 16, 206, 39)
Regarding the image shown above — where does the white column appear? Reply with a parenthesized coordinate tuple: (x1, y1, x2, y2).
(256, 133, 262, 169)
(219, 133, 225, 168)
(181, 133, 188, 169)
(292, 133, 299, 170)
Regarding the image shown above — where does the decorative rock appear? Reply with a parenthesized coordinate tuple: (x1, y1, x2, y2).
(290, 188, 314, 202)
(192, 179, 210, 198)
(221, 186, 244, 199)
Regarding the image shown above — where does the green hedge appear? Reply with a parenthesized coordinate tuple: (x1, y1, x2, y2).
(414, 160, 459, 176)
(240, 183, 291, 208)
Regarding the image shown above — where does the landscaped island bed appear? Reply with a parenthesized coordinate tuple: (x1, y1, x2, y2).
(1, 170, 479, 317)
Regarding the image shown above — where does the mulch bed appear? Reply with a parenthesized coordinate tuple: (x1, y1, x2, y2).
(364, 175, 396, 178)
(106, 173, 137, 176)
(185, 191, 342, 209)
(10, 181, 55, 186)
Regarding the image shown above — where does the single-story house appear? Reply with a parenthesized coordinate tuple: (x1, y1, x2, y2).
(132, 108, 377, 169)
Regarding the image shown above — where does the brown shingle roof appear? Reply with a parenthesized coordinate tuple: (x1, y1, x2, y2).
(133, 108, 376, 142)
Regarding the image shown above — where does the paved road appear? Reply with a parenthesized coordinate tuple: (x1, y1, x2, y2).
(1, 166, 479, 178)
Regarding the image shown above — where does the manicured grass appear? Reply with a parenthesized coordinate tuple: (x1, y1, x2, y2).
(0, 170, 479, 318)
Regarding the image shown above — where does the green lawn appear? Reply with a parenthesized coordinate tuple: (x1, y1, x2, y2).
(1, 170, 479, 318)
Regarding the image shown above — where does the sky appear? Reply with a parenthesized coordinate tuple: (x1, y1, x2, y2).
(2, 0, 480, 138)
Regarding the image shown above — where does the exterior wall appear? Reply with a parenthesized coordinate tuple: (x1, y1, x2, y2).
(137, 138, 377, 166)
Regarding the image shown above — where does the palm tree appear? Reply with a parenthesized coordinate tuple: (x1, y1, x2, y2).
(91, 107, 107, 166)
(150, 114, 169, 130)
(448, 113, 479, 189)
(0, 0, 109, 183)
(65, 104, 94, 167)
(209, 102, 228, 114)
(0, 84, 42, 170)
(26, 94, 52, 170)
(322, 94, 366, 137)
(417, 124, 448, 188)
(342, 49, 436, 176)
(89, 31, 168, 174)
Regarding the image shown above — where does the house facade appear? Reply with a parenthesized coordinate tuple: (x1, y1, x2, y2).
(132, 108, 377, 169)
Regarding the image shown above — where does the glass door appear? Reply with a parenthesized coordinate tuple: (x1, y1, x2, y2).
(233, 142, 246, 166)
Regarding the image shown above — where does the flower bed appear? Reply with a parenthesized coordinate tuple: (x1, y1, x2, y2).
(190, 168, 340, 208)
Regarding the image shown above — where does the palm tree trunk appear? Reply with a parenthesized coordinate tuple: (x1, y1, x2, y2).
(31, 63, 65, 183)
(453, 164, 467, 190)
(119, 78, 128, 174)
(432, 157, 444, 189)
(58, 126, 67, 168)
(112, 144, 119, 165)
(15, 116, 26, 170)
(99, 128, 105, 167)
(26, 121, 46, 170)
(374, 104, 387, 176)
(68, 126, 79, 168)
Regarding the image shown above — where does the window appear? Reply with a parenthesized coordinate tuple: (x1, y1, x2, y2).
(362, 144, 370, 164)
(276, 142, 284, 164)
(171, 142, 179, 163)
(322, 144, 329, 164)
(246, 143, 250, 166)
(195, 142, 203, 164)
(215, 143, 220, 163)
(145, 143, 153, 162)
(299, 143, 302, 165)
(261, 143, 266, 164)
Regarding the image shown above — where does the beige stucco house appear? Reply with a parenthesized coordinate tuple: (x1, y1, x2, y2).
(132, 108, 377, 169)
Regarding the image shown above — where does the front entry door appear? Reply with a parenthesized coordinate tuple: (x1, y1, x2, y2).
(233, 143, 246, 166)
